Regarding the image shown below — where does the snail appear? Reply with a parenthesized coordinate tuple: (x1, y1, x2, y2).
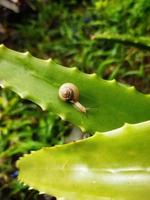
(59, 83, 86, 113)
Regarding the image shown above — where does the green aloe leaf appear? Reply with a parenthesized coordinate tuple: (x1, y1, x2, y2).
(92, 33, 150, 49)
(17, 120, 150, 200)
(0, 45, 150, 133)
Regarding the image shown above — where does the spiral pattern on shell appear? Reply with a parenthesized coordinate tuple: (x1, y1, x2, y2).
(59, 83, 79, 102)
(60, 87, 73, 101)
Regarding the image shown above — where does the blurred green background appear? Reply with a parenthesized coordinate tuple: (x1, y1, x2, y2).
(0, 0, 150, 199)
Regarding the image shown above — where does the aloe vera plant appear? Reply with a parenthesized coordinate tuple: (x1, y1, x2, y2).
(0, 45, 150, 133)
(93, 33, 150, 49)
(0, 45, 150, 199)
(17, 120, 150, 200)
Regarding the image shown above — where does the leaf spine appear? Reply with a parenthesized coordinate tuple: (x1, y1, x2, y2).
(79, 126, 86, 132)
(40, 103, 48, 111)
(89, 73, 97, 78)
(28, 186, 34, 190)
(39, 191, 45, 195)
(23, 51, 31, 57)
(129, 86, 136, 91)
(70, 67, 78, 72)
(46, 58, 52, 63)
(59, 114, 66, 120)
(0, 44, 5, 48)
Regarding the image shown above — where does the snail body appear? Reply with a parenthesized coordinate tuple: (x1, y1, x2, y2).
(73, 101, 86, 113)
(59, 83, 86, 113)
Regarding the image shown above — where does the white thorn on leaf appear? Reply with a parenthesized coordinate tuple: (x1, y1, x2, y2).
(46, 58, 52, 62)
(59, 114, 66, 120)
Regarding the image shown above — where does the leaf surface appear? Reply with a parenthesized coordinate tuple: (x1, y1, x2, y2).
(17, 121, 150, 200)
(0, 45, 150, 132)
(93, 33, 150, 49)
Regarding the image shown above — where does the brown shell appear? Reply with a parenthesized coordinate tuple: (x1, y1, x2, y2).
(59, 83, 79, 102)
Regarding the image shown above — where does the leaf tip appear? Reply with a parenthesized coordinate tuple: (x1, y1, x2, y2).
(17, 176, 27, 186)
(59, 113, 66, 120)
(109, 79, 117, 84)
(46, 58, 52, 63)
(146, 94, 150, 99)
(0, 80, 6, 88)
(30, 150, 36, 154)
(70, 67, 78, 72)
(22, 182, 27, 187)
(89, 73, 97, 78)
(123, 122, 131, 129)
(128, 86, 136, 91)
(23, 51, 31, 57)
(0, 44, 5, 49)
(19, 91, 30, 99)
(39, 191, 45, 195)
(28, 186, 34, 190)
(40, 103, 48, 111)
(79, 126, 86, 132)
(0, 80, 11, 89)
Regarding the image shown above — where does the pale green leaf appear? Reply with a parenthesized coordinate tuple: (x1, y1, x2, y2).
(17, 121, 150, 200)
(0, 45, 150, 133)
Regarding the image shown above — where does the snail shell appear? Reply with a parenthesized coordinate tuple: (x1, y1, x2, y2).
(59, 83, 79, 102)
(59, 83, 86, 113)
